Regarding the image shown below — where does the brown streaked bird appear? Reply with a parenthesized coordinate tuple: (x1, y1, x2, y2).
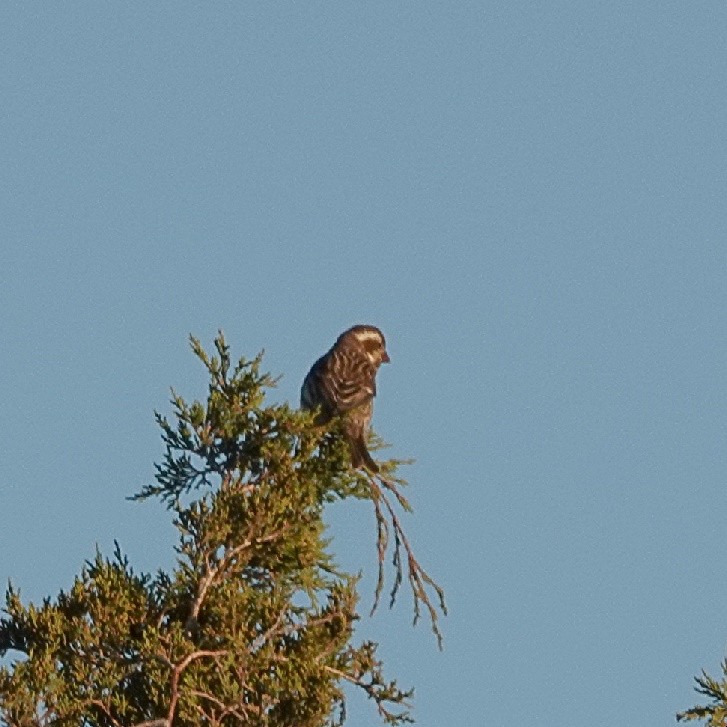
(301, 325, 390, 472)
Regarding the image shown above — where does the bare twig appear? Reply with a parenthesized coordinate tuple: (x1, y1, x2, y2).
(367, 472, 447, 649)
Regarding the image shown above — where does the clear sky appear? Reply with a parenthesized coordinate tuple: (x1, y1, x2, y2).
(1, 3, 725, 726)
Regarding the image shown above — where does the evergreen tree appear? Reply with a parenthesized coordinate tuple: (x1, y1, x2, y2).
(0, 334, 445, 727)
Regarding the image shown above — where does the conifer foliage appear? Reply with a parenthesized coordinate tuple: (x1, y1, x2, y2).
(678, 662, 727, 726)
(0, 334, 445, 727)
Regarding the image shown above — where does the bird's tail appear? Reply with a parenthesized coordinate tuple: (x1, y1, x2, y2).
(349, 436, 379, 473)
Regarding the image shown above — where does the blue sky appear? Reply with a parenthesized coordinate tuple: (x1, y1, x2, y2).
(1, 3, 726, 725)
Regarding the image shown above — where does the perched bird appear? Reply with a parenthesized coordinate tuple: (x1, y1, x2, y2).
(301, 325, 390, 472)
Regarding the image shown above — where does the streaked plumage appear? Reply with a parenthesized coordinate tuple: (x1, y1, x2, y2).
(301, 325, 390, 472)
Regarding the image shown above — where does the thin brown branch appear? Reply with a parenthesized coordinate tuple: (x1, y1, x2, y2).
(370, 491, 389, 617)
(188, 688, 250, 722)
(250, 605, 288, 651)
(89, 699, 123, 727)
(186, 525, 291, 631)
(166, 649, 228, 725)
(324, 665, 412, 723)
(366, 472, 447, 649)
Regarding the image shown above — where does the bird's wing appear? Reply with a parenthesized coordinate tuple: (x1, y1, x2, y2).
(326, 353, 376, 413)
(335, 351, 377, 411)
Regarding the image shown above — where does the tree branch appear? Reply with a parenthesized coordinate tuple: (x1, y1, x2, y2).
(324, 665, 413, 724)
(166, 649, 228, 725)
(186, 526, 292, 632)
(367, 472, 447, 649)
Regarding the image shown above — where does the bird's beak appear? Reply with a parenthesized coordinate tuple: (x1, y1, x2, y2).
(382, 351, 390, 363)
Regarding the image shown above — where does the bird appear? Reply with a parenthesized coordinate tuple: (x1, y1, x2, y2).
(301, 325, 390, 472)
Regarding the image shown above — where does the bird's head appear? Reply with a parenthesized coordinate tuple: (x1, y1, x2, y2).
(339, 325, 390, 367)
